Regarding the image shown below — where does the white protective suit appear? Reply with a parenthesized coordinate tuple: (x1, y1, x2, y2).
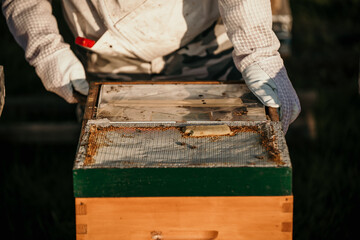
(2, 0, 300, 132)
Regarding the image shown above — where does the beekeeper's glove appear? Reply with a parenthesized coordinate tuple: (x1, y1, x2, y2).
(242, 58, 301, 133)
(34, 48, 89, 103)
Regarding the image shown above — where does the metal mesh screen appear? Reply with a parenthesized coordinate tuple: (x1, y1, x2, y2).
(74, 121, 290, 169)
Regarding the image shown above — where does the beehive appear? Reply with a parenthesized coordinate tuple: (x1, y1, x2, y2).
(73, 81, 293, 240)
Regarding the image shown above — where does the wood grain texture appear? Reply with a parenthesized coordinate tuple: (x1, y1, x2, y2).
(268, 107, 280, 121)
(75, 196, 293, 240)
(97, 81, 224, 85)
(80, 81, 100, 134)
(96, 83, 266, 122)
(100, 98, 244, 107)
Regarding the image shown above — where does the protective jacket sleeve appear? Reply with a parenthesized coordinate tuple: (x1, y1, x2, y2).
(2, 0, 88, 103)
(218, 0, 300, 133)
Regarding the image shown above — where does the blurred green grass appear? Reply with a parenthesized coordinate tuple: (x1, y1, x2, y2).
(0, 0, 360, 239)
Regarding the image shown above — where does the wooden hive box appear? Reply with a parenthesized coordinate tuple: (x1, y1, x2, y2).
(73, 81, 293, 240)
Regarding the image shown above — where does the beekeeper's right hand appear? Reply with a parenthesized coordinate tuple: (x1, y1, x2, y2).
(2, 0, 89, 103)
(34, 48, 89, 103)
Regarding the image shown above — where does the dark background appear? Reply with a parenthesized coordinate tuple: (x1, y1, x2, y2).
(1, 0, 359, 239)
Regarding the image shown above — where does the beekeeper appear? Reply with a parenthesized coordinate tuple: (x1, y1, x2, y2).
(2, 0, 300, 132)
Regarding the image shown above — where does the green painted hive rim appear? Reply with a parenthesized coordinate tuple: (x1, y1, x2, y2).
(73, 167, 292, 197)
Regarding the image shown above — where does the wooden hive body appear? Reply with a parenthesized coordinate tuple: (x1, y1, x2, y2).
(74, 81, 293, 240)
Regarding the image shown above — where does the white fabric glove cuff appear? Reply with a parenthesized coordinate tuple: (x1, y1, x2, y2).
(242, 62, 280, 108)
